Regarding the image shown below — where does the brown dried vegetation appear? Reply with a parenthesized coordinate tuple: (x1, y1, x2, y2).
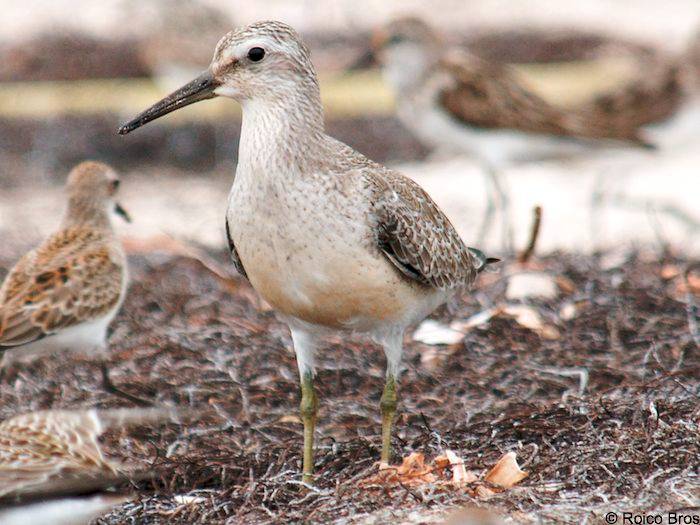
(0, 249, 697, 523)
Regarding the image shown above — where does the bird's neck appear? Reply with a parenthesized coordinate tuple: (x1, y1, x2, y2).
(238, 85, 326, 175)
(383, 45, 435, 94)
(62, 197, 112, 231)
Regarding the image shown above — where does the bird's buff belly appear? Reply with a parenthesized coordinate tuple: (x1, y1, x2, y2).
(239, 240, 424, 330)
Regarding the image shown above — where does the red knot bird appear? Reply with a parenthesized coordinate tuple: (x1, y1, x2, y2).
(119, 20, 498, 483)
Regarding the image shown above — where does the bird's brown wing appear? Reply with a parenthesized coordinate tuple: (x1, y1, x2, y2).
(366, 169, 478, 290)
(0, 410, 114, 499)
(0, 229, 124, 348)
(0, 250, 39, 305)
(438, 50, 652, 146)
(438, 51, 571, 135)
(0, 408, 172, 502)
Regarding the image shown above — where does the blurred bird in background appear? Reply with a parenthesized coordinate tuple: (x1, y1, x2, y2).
(581, 27, 700, 149)
(0, 161, 130, 367)
(0, 407, 175, 525)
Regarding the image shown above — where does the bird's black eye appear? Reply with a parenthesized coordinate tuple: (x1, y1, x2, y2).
(111, 180, 120, 190)
(388, 34, 405, 45)
(247, 47, 265, 62)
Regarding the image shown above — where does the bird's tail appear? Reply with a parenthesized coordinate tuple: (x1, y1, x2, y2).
(574, 55, 685, 144)
(468, 247, 500, 273)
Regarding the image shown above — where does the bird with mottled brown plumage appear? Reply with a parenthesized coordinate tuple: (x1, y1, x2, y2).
(580, 27, 700, 147)
(369, 17, 656, 162)
(0, 407, 175, 525)
(118, 20, 497, 483)
(0, 161, 130, 366)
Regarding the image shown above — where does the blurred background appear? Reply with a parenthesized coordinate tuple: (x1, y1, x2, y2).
(1, 0, 699, 262)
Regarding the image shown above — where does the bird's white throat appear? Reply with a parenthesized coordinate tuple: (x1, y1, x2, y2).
(237, 88, 325, 177)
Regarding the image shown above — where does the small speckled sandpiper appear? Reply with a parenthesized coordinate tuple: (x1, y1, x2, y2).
(370, 17, 656, 164)
(0, 408, 165, 499)
(119, 20, 497, 482)
(0, 407, 172, 524)
(0, 161, 130, 366)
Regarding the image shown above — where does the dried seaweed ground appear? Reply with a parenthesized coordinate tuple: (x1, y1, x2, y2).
(0, 250, 697, 524)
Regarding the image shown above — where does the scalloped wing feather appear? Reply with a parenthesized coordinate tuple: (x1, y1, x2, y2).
(366, 169, 479, 290)
(0, 228, 124, 348)
(0, 410, 117, 499)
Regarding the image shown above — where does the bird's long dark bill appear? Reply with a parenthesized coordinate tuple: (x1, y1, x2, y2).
(117, 71, 219, 135)
(114, 202, 132, 223)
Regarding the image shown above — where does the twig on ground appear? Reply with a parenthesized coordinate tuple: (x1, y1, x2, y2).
(683, 263, 700, 352)
(518, 205, 543, 264)
(526, 365, 589, 396)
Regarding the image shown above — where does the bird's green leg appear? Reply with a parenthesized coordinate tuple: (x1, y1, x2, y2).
(380, 374, 398, 465)
(300, 371, 318, 484)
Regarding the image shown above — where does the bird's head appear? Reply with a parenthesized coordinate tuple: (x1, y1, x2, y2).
(372, 17, 440, 55)
(353, 17, 441, 92)
(66, 161, 131, 224)
(118, 21, 318, 135)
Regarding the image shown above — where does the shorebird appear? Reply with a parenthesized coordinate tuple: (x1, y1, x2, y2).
(118, 20, 497, 482)
(581, 55, 684, 130)
(369, 17, 656, 161)
(0, 161, 130, 366)
(365, 17, 657, 248)
(0, 407, 173, 524)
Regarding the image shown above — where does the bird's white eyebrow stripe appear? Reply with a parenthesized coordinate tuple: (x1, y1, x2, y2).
(221, 37, 279, 62)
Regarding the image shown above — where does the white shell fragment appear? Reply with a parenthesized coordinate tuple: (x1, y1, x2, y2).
(413, 319, 465, 345)
(506, 272, 558, 300)
(502, 305, 560, 339)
